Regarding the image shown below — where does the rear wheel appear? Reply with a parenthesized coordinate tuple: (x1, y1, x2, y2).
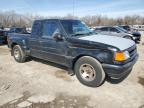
(74, 56, 105, 87)
(12, 45, 26, 63)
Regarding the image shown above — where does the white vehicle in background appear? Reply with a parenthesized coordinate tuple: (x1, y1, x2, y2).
(132, 25, 144, 31)
(94, 26, 141, 43)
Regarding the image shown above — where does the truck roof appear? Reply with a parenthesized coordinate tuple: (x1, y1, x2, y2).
(34, 19, 79, 22)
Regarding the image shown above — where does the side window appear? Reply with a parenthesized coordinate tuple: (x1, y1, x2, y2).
(95, 28, 100, 32)
(42, 21, 59, 38)
(100, 27, 108, 32)
(31, 21, 42, 37)
(109, 27, 119, 33)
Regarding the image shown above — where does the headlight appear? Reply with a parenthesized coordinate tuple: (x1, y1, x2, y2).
(132, 36, 137, 40)
(114, 51, 130, 61)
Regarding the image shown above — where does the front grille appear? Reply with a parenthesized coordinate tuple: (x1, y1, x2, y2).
(127, 45, 137, 61)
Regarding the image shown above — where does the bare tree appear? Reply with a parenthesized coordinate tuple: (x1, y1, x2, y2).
(0, 11, 144, 28)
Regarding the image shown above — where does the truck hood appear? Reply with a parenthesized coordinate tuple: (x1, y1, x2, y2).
(79, 34, 135, 51)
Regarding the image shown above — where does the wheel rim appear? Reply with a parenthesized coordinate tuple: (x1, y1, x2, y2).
(79, 64, 96, 82)
(14, 48, 20, 60)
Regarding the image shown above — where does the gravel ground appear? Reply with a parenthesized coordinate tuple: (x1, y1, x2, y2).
(0, 32, 144, 108)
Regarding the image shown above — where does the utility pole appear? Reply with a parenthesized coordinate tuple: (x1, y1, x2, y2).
(73, 0, 75, 18)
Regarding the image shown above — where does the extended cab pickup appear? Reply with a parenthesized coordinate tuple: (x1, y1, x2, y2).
(7, 19, 138, 87)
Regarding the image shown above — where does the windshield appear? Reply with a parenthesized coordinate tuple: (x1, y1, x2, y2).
(120, 26, 130, 31)
(60, 20, 92, 36)
(116, 27, 128, 33)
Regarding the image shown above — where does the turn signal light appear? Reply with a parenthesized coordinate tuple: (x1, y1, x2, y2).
(115, 52, 125, 61)
(115, 51, 130, 61)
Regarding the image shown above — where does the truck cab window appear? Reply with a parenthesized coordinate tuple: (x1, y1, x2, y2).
(100, 27, 108, 32)
(109, 27, 119, 33)
(42, 21, 59, 38)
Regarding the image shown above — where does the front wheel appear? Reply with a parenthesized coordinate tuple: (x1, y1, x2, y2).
(12, 45, 26, 63)
(74, 56, 105, 87)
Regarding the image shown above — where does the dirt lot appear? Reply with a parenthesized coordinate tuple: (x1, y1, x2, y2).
(0, 33, 144, 108)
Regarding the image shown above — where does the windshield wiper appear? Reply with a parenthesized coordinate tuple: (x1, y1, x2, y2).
(71, 32, 94, 36)
(71, 33, 87, 36)
(86, 32, 94, 35)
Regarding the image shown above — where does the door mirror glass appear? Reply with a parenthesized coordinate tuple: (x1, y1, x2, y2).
(53, 33, 63, 41)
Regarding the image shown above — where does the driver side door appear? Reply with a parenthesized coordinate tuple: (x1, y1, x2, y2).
(39, 21, 68, 65)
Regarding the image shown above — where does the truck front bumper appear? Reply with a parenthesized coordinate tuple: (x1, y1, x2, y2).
(102, 54, 138, 79)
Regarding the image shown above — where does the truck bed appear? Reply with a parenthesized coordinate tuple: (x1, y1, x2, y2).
(8, 33, 31, 38)
(8, 33, 31, 49)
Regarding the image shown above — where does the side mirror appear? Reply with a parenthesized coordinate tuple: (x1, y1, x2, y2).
(53, 33, 63, 41)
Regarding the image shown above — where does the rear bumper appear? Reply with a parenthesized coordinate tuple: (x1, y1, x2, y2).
(102, 54, 138, 79)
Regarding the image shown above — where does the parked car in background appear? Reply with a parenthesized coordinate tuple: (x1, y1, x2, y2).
(7, 19, 138, 87)
(118, 25, 141, 42)
(8, 27, 29, 34)
(0, 30, 8, 44)
(118, 25, 131, 31)
(132, 25, 144, 31)
(94, 26, 141, 43)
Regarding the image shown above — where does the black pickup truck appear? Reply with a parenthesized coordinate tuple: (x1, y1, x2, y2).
(7, 19, 138, 87)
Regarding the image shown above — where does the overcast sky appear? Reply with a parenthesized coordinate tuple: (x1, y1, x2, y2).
(0, 0, 144, 18)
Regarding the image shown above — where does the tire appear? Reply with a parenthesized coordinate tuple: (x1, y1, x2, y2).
(12, 45, 26, 63)
(74, 56, 105, 87)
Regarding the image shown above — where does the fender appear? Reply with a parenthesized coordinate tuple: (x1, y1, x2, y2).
(66, 47, 113, 71)
(10, 39, 30, 56)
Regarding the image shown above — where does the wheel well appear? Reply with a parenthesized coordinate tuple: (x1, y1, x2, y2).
(72, 55, 86, 69)
(11, 43, 18, 49)
(123, 35, 133, 39)
(10, 43, 18, 56)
